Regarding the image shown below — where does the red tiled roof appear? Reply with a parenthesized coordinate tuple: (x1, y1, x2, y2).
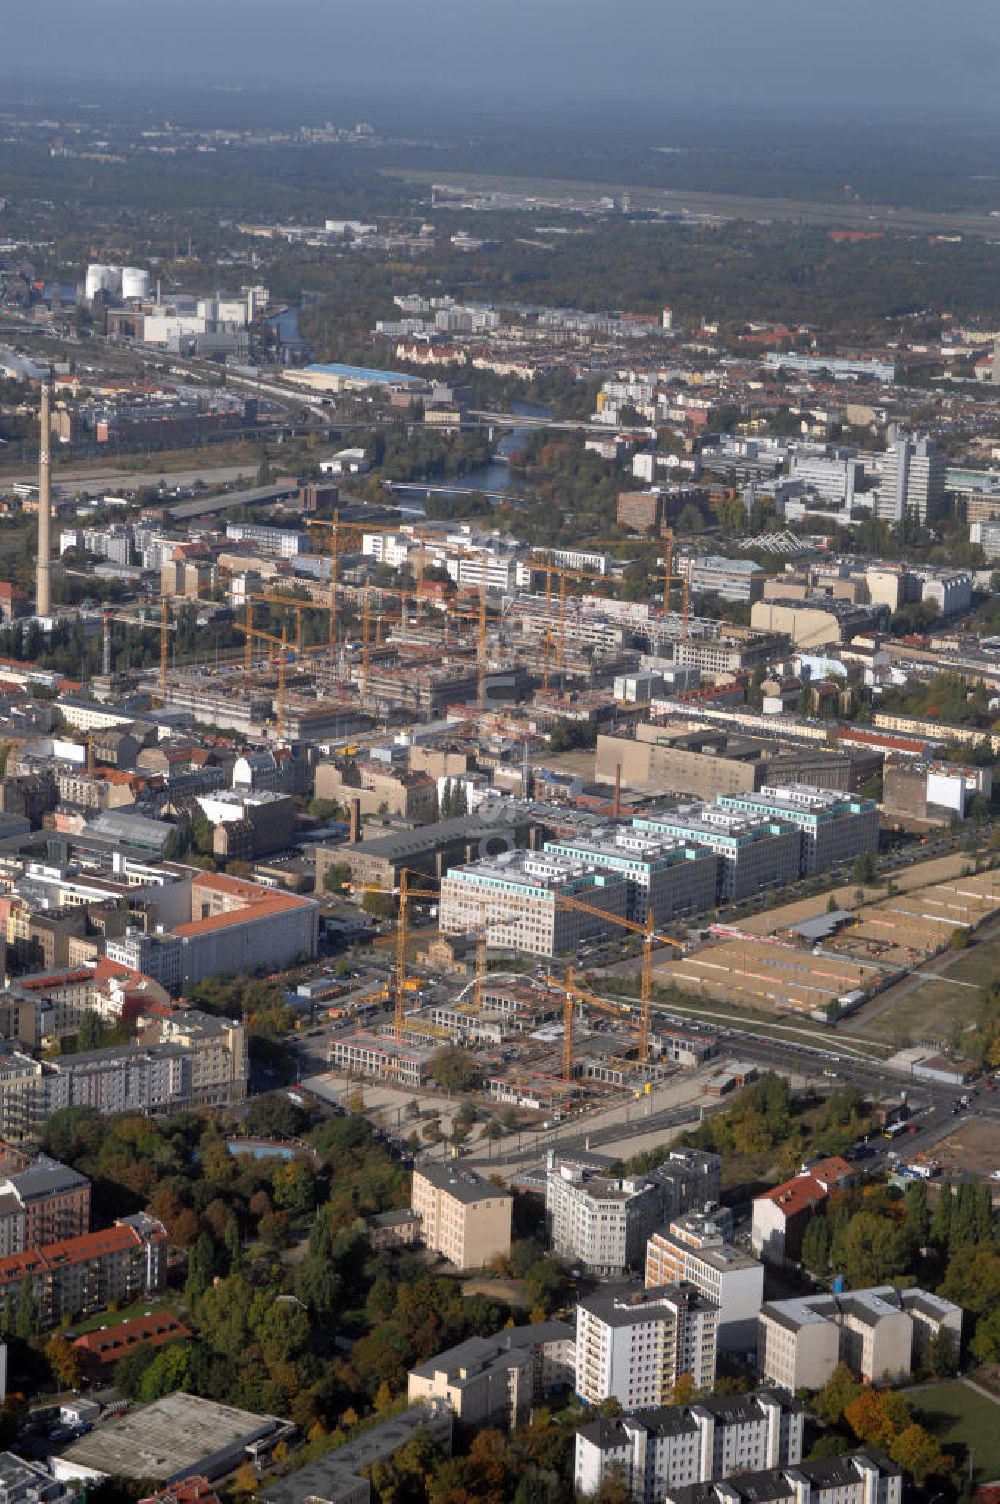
(139, 1479, 219, 1504)
(836, 728, 930, 754)
(808, 1155, 853, 1187)
(174, 873, 310, 938)
(74, 1311, 191, 1362)
(0, 1223, 147, 1288)
(757, 1175, 828, 1218)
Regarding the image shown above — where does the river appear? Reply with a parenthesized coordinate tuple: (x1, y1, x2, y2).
(266, 312, 548, 506)
(446, 398, 552, 498)
(269, 300, 310, 357)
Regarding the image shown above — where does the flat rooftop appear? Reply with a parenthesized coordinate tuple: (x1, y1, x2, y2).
(56, 1392, 288, 1482)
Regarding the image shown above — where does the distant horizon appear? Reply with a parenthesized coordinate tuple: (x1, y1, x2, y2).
(2, 0, 1000, 119)
(2, 70, 1000, 140)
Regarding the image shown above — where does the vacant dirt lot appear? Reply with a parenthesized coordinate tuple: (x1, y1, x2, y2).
(928, 1119, 1000, 1181)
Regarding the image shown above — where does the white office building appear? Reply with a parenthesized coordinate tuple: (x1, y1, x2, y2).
(788, 452, 863, 511)
(646, 1214, 764, 1352)
(541, 829, 719, 925)
(715, 785, 878, 877)
(876, 434, 946, 524)
(439, 850, 630, 958)
(635, 806, 801, 901)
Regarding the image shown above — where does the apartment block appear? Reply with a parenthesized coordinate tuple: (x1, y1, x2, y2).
(0, 1213, 166, 1329)
(645, 1213, 763, 1352)
(751, 1158, 852, 1266)
(715, 785, 878, 876)
(407, 1320, 575, 1428)
(575, 1389, 805, 1504)
(663, 1451, 902, 1504)
(758, 1285, 963, 1391)
(0, 1019, 248, 1143)
(138, 1011, 248, 1108)
(546, 1168, 669, 1279)
(0, 1156, 91, 1257)
(410, 1164, 512, 1269)
(546, 1150, 722, 1278)
(195, 790, 296, 861)
(439, 850, 630, 958)
(315, 758, 438, 824)
(575, 1284, 719, 1409)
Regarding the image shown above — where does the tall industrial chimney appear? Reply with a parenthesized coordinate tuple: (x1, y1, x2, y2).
(36, 376, 52, 618)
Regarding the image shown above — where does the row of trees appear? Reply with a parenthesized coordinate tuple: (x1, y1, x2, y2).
(810, 1364, 951, 1481)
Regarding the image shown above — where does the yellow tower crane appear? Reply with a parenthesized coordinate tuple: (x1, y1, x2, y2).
(461, 887, 683, 1069)
(541, 965, 639, 1084)
(236, 619, 290, 737)
(159, 596, 170, 703)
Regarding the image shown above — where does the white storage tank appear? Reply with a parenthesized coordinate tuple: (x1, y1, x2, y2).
(85, 263, 123, 301)
(121, 266, 150, 301)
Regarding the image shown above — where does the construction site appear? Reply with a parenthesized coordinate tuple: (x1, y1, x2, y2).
(325, 861, 719, 1112)
(119, 509, 710, 744)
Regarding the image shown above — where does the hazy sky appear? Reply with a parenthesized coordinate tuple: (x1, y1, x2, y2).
(3, 0, 1000, 115)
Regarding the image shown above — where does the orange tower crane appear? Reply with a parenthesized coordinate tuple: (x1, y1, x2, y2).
(661, 530, 690, 629)
(250, 592, 309, 652)
(383, 868, 441, 1040)
(478, 553, 489, 708)
(473, 931, 488, 1014)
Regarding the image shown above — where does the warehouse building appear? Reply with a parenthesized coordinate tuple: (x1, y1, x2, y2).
(54, 1393, 295, 1486)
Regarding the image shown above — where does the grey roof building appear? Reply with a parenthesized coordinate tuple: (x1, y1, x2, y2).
(407, 1320, 575, 1427)
(52, 1393, 293, 1485)
(261, 1402, 453, 1504)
